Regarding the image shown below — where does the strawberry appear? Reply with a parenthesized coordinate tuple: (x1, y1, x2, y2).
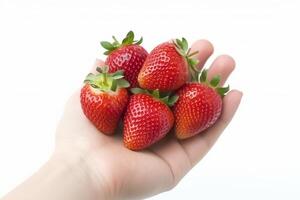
(123, 89, 178, 150)
(101, 31, 148, 87)
(138, 38, 198, 92)
(173, 70, 230, 139)
(80, 66, 130, 135)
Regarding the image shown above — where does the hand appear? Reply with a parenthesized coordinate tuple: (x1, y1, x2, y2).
(54, 39, 243, 200)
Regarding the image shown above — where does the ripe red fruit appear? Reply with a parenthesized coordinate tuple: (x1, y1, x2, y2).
(80, 66, 130, 135)
(123, 89, 178, 150)
(138, 38, 198, 92)
(173, 70, 229, 139)
(101, 31, 148, 87)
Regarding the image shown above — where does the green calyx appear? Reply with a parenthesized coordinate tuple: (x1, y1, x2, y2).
(131, 88, 179, 107)
(197, 69, 230, 97)
(84, 65, 130, 92)
(173, 38, 200, 80)
(100, 31, 143, 55)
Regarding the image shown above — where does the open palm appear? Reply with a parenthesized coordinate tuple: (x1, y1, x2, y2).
(55, 40, 242, 200)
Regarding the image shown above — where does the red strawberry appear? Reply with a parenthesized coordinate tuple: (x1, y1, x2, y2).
(101, 31, 148, 87)
(138, 38, 198, 92)
(173, 70, 229, 139)
(80, 66, 130, 135)
(123, 89, 178, 150)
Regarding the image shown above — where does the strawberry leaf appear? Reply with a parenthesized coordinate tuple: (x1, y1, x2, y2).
(111, 70, 124, 77)
(160, 91, 172, 97)
(176, 39, 183, 49)
(188, 58, 200, 81)
(168, 95, 179, 106)
(112, 75, 124, 80)
(131, 88, 149, 95)
(181, 37, 188, 52)
(173, 37, 200, 81)
(101, 31, 143, 55)
(100, 41, 115, 50)
(111, 79, 117, 91)
(216, 85, 230, 97)
(135, 37, 143, 45)
(122, 31, 134, 45)
(189, 58, 199, 67)
(199, 69, 208, 83)
(116, 79, 130, 88)
(104, 50, 111, 55)
(210, 75, 221, 87)
(160, 96, 169, 105)
(111, 70, 125, 79)
(152, 89, 160, 98)
(84, 73, 96, 83)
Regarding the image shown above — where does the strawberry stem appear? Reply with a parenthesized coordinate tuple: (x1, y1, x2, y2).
(84, 65, 130, 92)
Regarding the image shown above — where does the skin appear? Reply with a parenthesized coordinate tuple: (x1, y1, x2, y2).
(1, 40, 243, 200)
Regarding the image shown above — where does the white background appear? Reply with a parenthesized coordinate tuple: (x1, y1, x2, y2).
(0, 0, 300, 199)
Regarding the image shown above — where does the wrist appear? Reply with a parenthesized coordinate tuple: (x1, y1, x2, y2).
(49, 151, 110, 200)
(51, 151, 112, 200)
(2, 151, 108, 200)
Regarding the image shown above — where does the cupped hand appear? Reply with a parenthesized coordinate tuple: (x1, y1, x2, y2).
(54, 40, 242, 200)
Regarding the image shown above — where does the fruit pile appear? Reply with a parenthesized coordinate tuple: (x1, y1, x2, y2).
(80, 31, 229, 150)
